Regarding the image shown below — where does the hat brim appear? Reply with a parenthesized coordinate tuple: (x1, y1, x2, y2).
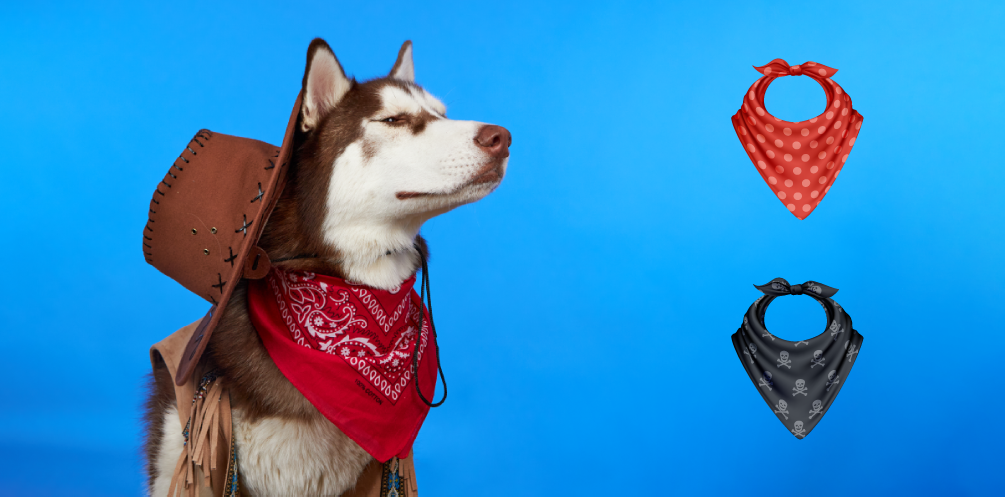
(143, 92, 303, 386)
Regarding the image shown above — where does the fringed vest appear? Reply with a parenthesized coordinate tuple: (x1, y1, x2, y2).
(150, 321, 420, 497)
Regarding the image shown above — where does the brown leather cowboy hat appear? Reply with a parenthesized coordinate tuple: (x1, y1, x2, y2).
(143, 90, 303, 386)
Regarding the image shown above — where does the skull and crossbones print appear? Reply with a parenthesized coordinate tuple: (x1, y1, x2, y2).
(776, 350, 792, 369)
(845, 342, 859, 363)
(733, 280, 863, 439)
(791, 378, 809, 396)
(759, 371, 774, 391)
(808, 400, 824, 419)
(810, 350, 826, 368)
(774, 399, 790, 420)
(825, 370, 841, 392)
(791, 420, 806, 438)
(830, 321, 844, 340)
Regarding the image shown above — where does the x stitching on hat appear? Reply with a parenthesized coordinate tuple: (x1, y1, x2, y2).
(236, 215, 253, 237)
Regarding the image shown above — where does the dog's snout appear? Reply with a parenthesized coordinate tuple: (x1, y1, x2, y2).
(474, 125, 511, 158)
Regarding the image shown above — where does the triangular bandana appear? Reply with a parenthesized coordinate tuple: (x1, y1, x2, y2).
(731, 278, 864, 439)
(247, 268, 438, 462)
(732, 60, 864, 219)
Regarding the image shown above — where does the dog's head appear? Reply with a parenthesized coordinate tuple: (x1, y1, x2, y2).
(265, 38, 510, 287)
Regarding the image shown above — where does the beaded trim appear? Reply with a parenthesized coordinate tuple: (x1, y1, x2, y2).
(380, 457, 409, 497)
(224, 435, 240, 496)
(181, 371, 220, 447)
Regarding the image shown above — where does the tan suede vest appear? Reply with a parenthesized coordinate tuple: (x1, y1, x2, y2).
(151, 321, 419, 497)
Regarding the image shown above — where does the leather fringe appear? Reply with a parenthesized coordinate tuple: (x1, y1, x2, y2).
(168, 373, 231, 497)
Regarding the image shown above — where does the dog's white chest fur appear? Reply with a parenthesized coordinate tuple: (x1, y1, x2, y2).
(232, 408, 372, 496)
(152, 407, 372, 497)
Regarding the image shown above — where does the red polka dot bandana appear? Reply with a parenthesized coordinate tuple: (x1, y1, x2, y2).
(732, 59, 864, 219)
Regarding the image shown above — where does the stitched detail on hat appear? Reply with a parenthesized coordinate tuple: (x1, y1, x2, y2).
(145, 130, 214, 268)
(212, 273, 226, 294)
(236, 215, 253, 236)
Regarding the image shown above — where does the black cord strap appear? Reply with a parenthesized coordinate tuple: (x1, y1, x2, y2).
(411, 247, 447, 408)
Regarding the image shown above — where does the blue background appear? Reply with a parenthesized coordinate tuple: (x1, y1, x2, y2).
(2, 1, 1003, 495)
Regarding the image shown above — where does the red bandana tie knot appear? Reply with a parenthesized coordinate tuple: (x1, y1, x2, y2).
(756, 59, 838, 79)
(732, 59, 863, 219)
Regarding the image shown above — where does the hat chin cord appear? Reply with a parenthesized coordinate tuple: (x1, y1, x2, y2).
(410, 244, 447, 408)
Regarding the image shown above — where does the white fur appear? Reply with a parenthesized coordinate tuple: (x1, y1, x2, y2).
(321, 85, 506, 289)
(232, 409, 373, 496)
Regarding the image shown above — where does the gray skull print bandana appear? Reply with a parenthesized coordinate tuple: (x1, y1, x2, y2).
(732, 278, 864, 439)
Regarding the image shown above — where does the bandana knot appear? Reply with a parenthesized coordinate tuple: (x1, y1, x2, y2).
(754, 59, 838, 79)
(754, 278, 838, 298)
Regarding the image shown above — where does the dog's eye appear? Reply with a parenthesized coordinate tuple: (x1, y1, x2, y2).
(380, 116, 405, 124)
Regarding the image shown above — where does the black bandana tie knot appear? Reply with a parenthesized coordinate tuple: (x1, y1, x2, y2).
(754, 278, 838, 298)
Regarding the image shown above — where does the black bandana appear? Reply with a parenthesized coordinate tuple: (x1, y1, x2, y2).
(732, 278, 864, 439)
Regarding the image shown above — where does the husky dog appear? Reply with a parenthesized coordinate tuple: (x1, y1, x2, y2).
(144, 38, 510, 496)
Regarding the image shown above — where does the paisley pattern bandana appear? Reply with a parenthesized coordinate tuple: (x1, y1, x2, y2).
(732, 59, 864, 219)
(732, 278, 864, 439)
(247, 268, 438, 462)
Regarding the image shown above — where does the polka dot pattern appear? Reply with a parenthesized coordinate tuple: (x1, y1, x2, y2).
(731, 58, 863, 219)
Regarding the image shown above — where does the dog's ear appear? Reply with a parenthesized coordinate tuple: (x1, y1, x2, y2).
(388, 41, 415, 82)
(301, 38, 351, 132)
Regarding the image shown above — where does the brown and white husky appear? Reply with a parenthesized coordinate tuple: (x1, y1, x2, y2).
(143, 38, 510, 496)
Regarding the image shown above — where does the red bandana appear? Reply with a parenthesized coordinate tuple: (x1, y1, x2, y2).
(247, 268, 438, 462)
(732, 59, 864, 219)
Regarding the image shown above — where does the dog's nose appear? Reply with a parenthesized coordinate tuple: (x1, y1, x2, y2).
(474, 125, 511, 158)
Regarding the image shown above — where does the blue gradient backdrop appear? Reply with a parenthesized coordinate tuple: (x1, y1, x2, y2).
(2, 1, 1003, 495)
